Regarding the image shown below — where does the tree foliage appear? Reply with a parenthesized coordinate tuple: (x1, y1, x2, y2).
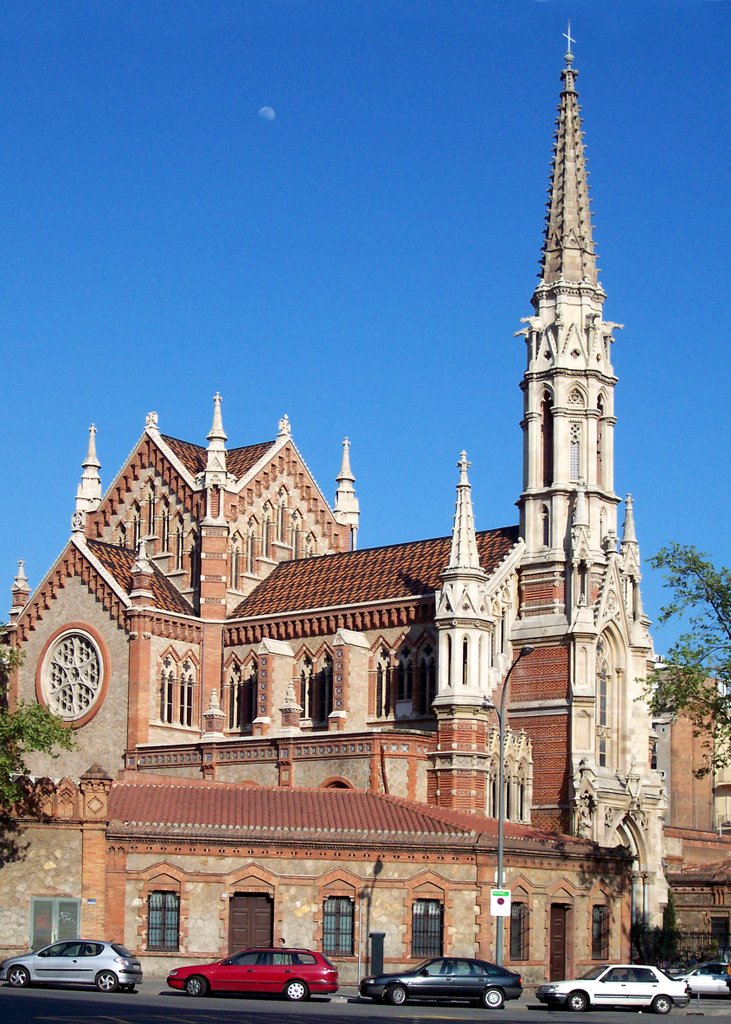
(645, 543, 731, 775)
(0, 639, 75, 812)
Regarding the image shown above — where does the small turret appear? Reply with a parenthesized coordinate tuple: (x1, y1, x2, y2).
(333, 438, 360, 550)
(9, 560, 30, 620)
(72, 425, 102, 532)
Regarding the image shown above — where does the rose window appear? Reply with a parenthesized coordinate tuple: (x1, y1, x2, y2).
(44, 632, 102, 721)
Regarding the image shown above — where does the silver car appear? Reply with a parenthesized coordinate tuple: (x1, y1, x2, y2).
(674, 962, 731, 998)
(0, 939, 143, 992)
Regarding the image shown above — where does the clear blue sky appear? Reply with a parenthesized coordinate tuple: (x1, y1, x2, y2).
(1, 1, 729, 656)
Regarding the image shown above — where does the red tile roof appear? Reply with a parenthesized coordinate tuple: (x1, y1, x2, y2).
(107, 775, 591, 853)
(231, 527, 520, 619)
(87, 539, 193, 615)
(160, 435, 275, 481)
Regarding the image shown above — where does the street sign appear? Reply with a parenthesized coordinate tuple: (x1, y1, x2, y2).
(490, 888, 511, 916)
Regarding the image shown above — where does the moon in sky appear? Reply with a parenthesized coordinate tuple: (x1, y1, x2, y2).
(258, 106, 276, 121)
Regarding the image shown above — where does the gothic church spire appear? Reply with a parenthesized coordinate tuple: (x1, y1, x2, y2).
(540, 36, 597, 286)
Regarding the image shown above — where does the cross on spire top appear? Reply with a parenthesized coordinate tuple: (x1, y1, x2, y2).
(564, 20, 575, 61)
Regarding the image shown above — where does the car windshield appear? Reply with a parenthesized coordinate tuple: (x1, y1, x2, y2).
(579, 966, 609, 980)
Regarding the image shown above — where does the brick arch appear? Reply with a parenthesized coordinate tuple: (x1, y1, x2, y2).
(321, 776, 354, 790)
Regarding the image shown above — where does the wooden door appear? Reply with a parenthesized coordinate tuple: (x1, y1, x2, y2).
(549, 905, 567, 981)
(228, 893, 273, 953)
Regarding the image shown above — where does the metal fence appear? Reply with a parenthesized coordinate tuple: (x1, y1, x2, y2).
(631, 923, 731, 968)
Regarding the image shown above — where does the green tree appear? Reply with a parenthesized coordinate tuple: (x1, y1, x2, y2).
(645, 543, 731, 775)
(0, 639, 75, 811)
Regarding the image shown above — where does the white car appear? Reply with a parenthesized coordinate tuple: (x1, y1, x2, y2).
(674, 962, 731, 997)
(536, 964, 690, 1014)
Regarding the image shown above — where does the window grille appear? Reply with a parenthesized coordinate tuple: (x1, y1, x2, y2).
(148, 891, 180, 951)
(411, 899, 443, 958)
(592, 905, 610, 959)
(510, 902, 529, 960)
(322, 896, 354, 956)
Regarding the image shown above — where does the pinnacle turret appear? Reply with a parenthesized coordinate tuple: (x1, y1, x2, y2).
(73, 424, 103, 531)
(333, 438, 360, 549)
(540, 35, 597, 286)
(204, 392, 228, 483)
(446, 452, 483, 575)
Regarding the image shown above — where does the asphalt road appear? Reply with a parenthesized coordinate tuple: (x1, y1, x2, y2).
(1, 984, 730, 1024)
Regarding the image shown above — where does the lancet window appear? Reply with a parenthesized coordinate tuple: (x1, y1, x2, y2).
(375, 649, 392, 718)
(179, 660, 195, 727)
(541, 391, 554, 487)
(160, 499, 170, 552)
(415, 644, 436, 715)
(397, 648, 413, 702)
(226, 661, 256, 732)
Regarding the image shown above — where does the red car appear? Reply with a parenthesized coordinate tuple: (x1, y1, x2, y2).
(166, 946, 338, 1001)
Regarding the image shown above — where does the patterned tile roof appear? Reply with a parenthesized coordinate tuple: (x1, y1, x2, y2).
(231, 527, 520, 619)
(107, 775, 589, 852)
(87, 539, 194, 615)
(160, 434, 275, 481)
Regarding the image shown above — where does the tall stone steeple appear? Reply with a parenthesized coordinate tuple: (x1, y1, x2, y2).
(333, 438, 360, 550)
(517, 37, 622, 587)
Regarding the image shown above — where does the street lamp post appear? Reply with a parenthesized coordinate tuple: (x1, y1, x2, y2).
(494, 644, 534, 967)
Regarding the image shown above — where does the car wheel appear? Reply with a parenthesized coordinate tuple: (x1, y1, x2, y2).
(652, 995, 673, 1015)
(567, 990, 589, 1012)
(482, 987, 505, 1009)
(184, 975, 209, 997)
(284, 979, 309, 1001)
(95, 970, 119, 993)
(7, 966, 30, 988)
(387, 984, 408, 1006)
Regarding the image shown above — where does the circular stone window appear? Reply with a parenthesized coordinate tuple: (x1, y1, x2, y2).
(41, 630, 103, 722)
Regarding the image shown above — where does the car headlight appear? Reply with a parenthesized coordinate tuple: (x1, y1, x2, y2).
(169, 969, 179, 976)
(543, 985, 558, 992)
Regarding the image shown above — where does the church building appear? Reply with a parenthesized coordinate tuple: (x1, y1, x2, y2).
(3, 43, 670, 983)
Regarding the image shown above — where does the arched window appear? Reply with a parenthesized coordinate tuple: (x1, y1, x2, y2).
(375, 649, 391, 717)
(597, 638, 610, 768)
(446, 634, 452, 689)
(132, 504, 141, 550)
(461, 637, 469, 687)
(118, 522, 127, 548)
(230, 536, 241, 589)
(174, 520, 184, 570)
(146, 490, 155, 536)
(160, 499, 170, 552)
(277, 492, 287, 543)
(541, 391, 554, 487)
(300, 656, 314, 720)
(292, 515, 301, 559)
(227, 663, 243, 730)
(397, 649, 413, 702)
(179, 660, 194, 727)
(305, 534, 315, 557)
(188, 530, 200, 588)
(262, 513, 271, 559)
(541, 504, 550, 547)
(596, 396, 605, 487)
(160, 657, 175, 724)
(417, 645, 436, 714)
(313, 653, 333, 726)
(246, 524, 256, 574)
